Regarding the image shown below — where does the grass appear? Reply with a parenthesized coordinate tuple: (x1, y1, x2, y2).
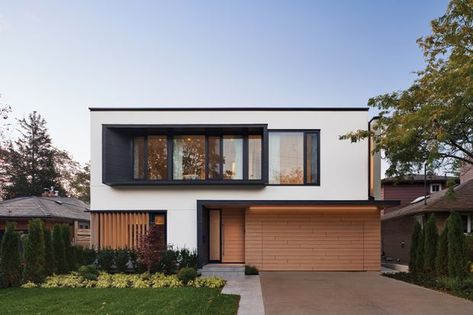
(0, 287, 240, 315)
(384, 272, 473, 302)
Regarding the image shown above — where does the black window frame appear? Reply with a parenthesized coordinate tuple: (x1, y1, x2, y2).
(267, 129, 321, 186)
(120, 125, 267, 186)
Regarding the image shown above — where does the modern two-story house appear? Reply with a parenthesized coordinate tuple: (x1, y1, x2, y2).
(90, 107, 398, 271)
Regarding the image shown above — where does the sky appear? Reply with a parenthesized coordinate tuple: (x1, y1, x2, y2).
(0, 0, 449, 165)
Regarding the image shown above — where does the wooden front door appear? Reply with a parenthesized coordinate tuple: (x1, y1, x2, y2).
(221, 209, 245, 263)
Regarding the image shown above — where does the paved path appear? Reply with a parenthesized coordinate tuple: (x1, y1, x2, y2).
(260, 272, 473, 315)
(222, 275, 265, 315)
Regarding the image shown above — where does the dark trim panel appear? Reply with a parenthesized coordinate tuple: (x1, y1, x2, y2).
(91, 107, 369, 112)
(106, 180, 266, 186)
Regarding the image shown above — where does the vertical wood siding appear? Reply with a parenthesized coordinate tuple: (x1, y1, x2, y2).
(91, 212, 149, 249)
(222, 209, 245, 263)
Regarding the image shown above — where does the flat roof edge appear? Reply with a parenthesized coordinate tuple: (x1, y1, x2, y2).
(89, 107, 369, 112)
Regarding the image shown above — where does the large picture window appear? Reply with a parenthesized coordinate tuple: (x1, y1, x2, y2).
(132, 130, 264, 183)
(268, 131, 319, 185)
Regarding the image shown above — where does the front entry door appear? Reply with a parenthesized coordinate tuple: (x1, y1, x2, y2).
(221, 209, 245, 263)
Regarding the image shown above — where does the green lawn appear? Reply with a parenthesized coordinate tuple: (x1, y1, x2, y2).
(0, 288, 240, 315)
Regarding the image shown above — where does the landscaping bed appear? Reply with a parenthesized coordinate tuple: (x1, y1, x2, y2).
(384, 272, 473, 302)
(0, 287, 240, 315)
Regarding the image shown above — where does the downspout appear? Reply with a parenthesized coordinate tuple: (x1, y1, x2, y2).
(368, 116, 380, 200)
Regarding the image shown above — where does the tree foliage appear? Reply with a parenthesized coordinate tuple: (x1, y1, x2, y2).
(61, 224, 75, 272)
(436, 224, 449, 276)
(137, 225, 166, 273)
(447, 212, 468, 279)
(52, 224, 66, 274)
(423, 214, 438, 274)
(23, 219, 46, 283)
(43, 227, 55, 276)
(3, 111, 64, 199)
(0, 223, 22, 287)
(341, 0, 473, 176)
(409, 221, 423, 274)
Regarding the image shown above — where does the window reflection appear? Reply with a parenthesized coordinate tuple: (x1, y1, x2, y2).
(147, 136, 167, 180)
(223, 136, 243, 180)
(248, 135, 262, 180)
(133, 137, 145, 179)
(173, 136, 206, 180)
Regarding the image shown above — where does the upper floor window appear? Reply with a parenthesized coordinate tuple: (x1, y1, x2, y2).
(133, 132, 263, 182)
(268, 131, 319, 185)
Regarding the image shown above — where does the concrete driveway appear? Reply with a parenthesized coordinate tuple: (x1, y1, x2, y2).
(260, 272, 473, 315)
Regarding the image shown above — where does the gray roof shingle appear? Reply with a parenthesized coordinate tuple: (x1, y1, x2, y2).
(0, 196, 90, 221)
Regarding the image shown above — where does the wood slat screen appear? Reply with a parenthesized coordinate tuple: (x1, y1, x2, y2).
(91, 212, 149, 249)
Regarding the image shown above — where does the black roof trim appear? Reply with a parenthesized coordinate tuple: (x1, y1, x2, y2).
(89, 107, 369, 112)
(197, 199, 400, 207)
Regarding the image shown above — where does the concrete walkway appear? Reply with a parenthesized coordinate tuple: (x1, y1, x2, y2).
(260, 272, 473, 315)
(222, 275, 265, 315)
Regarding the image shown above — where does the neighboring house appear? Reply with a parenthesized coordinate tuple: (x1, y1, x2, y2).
(382, 173, 473, 265)
(90, 107, 398, 271)
(381, 175, 458, 213)
(0, 195, 91, 247)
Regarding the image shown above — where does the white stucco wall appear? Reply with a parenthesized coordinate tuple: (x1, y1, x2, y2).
(90, 109, 369, 249)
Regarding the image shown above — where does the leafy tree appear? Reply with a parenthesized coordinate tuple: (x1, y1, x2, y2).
(423, 214, 438, 274)
(52, 224, 66, 274)
(436, 224, 449, 276)
(409, 221, 423, 274)
(0, 97, 12, 198)
(23, 219, 46, 283)
(43, 227, 55, 275)
(54, 150, 90, 203)
(3, 111, 64, 199)
(341, 0, 473, 176)
(447, 212, 468, 279)
(61, 224, 75, 271)
(137, 225, 166, 273)
(0, 223, 22, 287)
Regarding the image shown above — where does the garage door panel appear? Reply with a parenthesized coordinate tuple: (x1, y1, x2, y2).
(245, 208, 380, 271)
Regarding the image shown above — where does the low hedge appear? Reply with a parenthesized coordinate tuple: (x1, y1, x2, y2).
(22, 272, 225, 289)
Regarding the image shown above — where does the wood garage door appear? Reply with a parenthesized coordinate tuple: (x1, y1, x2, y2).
(245, 207, 380, 271)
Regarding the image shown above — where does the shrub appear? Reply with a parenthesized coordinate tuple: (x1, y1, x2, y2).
(178, 248, 198, 269)
(61, 224, 75, 271)
(23, 219, 46, 283)
(76, 246, 97, 266)
(52, 224, 66, 274)
(409, 221, 423, 274)
(137, 225, 166, 273)
(43, 228, 55, 276)
(466, 235, 473, 262)
(447, 212, 468, 279)
(158, 248, 178, 275)
(423, 214, 438, 274)
(436, 224, 449, 276)
(78, 264, 99, 280)
(114, 249, 130, 273)
(189, 277, 226, 289)
(97, 248, 114, 273)
(245, 265, 259, 275)
(21, 281, 38, 288)
(128, 249, 139, 272)
(0, 223, 22, 287)
(177, 267, 197, 284)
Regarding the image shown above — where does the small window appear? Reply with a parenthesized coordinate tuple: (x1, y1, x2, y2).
(430, 184, 441, 193)
(462, 215, 472, 234)
(248, 135, 262, 180)
(133, 137, 145, 179)
(305, 132, 319, 184)
(223, 136, 243, 180)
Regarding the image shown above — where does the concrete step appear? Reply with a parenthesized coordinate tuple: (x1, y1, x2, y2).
(200, 264, 245, 279)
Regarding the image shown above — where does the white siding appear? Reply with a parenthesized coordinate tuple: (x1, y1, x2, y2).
(90, 109, 369, 249)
